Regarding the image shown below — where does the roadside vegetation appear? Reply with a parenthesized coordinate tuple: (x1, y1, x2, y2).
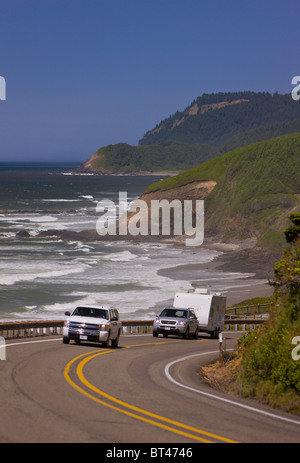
(206, 214, 300, 414)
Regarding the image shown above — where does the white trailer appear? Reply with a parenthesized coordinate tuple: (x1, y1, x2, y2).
(173, 289, 226, 338)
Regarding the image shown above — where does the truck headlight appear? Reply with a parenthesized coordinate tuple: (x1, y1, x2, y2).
(64, 320, 69, 327)
(178, 321, 186, 326)
(100, 324, 109, 331)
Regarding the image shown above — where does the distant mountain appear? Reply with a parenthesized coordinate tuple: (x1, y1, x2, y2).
(75, 141, 219, 174)
(139, 91, 300, 147)
(143, 133, 300, 254)
(76, 91, 300, 175)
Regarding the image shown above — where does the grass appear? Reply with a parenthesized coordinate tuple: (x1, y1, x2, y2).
(145, 133, 300, 245)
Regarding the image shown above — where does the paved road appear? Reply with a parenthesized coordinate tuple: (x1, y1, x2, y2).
(0, 333, 300, 443)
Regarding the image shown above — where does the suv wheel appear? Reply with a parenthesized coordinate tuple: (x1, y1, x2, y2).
(183, 327, 190, 339)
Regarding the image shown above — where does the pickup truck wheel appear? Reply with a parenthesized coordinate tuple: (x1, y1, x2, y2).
(153, 332, 158, 337)
(102, 331, 110, 348)
(63, 337, 69, 344)
(193, 329, 198, 339)
(111, 330, 121, 348)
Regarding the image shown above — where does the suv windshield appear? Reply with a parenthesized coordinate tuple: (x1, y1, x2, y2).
(72, 307, 109, 319)
(159, 308, 188, 318)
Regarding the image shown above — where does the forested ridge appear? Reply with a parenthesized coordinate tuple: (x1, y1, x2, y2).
(140, 91, 300, 146)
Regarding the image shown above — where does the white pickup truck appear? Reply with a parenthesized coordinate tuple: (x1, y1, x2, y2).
(63, 306, 122, 348)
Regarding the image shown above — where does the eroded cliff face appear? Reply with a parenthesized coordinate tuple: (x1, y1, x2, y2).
(75, 151, 112, 174)
(120, 181, 216, 244)
(139, 180, 216, 204)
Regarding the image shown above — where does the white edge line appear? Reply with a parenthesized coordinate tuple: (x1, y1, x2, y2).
(1, 333, 150, 350)
(5, 338, 63, 347)
(164, 351, 300, 426)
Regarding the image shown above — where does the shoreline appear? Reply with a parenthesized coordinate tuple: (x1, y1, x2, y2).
(157, 245, 276, 307)
(11, 229, 278, 318)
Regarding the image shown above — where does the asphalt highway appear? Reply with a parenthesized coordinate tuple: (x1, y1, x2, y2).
(0, 333, 300, 443)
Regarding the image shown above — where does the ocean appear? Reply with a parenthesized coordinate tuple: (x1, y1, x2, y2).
(0, 163, 256, 322)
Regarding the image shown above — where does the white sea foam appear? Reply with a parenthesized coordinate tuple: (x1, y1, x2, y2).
(0, 264, 88, 286)
(41, 199, 81, 202)
(102, 250, 141, 262)
(28, 215, 58, 223)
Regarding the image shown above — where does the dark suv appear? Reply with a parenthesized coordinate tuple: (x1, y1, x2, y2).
(152, 307, 198, 339)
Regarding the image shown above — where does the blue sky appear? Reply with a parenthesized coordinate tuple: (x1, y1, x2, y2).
(0, 0, 299, 162)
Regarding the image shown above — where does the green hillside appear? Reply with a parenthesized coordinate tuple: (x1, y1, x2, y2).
(139, 92, 300, 147)
(220, 117, 300, 153)
(145, 133, 300, 251)
(229, 216, 300, 414)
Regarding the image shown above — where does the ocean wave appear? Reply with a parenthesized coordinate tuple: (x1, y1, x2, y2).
(102, 250, 143, 262)
(28, 215, 58, 223)
(0, 264, 88, 286)
(41, 199, 81, 202)
(61, 172, 95, 176)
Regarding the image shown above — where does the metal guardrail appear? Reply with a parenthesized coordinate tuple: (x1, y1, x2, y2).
(0, 320, 156, 339)
(226, 303, 272, 317)
(0, 320, 63, 339)
(0, 318, 265, 340)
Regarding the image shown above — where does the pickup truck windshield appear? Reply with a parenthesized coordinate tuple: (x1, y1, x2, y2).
(160, 308, 188, 318)
(72, 307, 109, 319)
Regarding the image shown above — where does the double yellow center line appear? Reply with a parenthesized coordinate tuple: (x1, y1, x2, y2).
(64, 342, 237, 443)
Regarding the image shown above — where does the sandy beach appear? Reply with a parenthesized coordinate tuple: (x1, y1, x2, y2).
(157, 244, 276, 307)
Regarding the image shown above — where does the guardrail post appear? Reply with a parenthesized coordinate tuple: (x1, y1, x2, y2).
(0, 336, 6, 360)
(219, 332, 223, 359)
